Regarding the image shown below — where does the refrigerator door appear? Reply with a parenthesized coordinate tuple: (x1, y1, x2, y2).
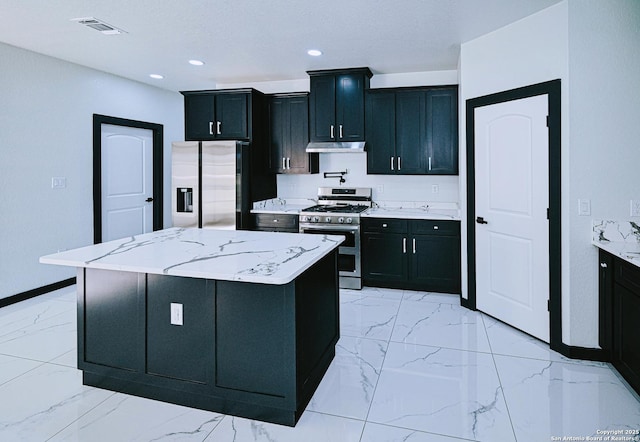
(201, 141, 237, 230)
(171, 142, 199, 228)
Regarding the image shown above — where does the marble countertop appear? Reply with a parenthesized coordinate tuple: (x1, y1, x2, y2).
(592, 220, 640, 268)
(40, 227, 344, 285)
(251, 199, 460, 221)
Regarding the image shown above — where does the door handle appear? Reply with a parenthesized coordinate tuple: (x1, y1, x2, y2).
(145, 197, 154, 202)
(403, 237, 407, 254)
(398, 156, 401, 171)
(339, 125, 343, 139)
(412, 238, 416, 254)
(330, 125, 335, 139)
(391, 156, 395, 171)
(216, 121, 221, 135)
(282, 157, 286, 170)
(287, 157, 291, 169)
(209, 122, 214, 135)
(476, 216, 488, 224)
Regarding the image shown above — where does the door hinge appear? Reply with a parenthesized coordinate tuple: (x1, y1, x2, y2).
(547, 299, 550, 311)
(547, 208, 550, 219)
(546, 115, 550, 127)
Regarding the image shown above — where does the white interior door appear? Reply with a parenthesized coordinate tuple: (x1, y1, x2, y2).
(474, 94, 550, 342)
(101, 124, 154, 242)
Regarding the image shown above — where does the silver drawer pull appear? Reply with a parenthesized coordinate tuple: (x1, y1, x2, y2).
(433, 225, 439, 230)
(382, 223, 388, 227)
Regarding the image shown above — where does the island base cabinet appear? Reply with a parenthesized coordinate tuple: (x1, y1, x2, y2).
(76, 250, 339, 427)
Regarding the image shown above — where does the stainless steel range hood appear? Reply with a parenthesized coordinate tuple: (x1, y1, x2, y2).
(306, 141, 366, 153)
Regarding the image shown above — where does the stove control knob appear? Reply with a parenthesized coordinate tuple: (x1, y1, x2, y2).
(346, 217, 353, 224)
(325, 217, 332, 223)
(312, 216, 320, 223)
(300, 216, 308, 222)
(337, 217, 344, 223)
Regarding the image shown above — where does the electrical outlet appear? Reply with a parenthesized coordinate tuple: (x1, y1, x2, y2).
(51, 177, 67, 189)
(631, 200, 640, 217)
(432, 184, 439, 194)
(170, 303, 183, 326)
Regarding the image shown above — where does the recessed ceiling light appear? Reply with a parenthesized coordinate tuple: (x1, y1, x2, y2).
(149, 74, 164, 79)
(189, 59, 205, 66)
(307, 49, 322, 57)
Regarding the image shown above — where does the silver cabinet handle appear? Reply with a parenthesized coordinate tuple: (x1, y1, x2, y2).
(209, 122, 214, 135)
(287, 157, 291, 169)
(282, 157, 286, 170)
(330, 125, 335, 139)
(428, 156, 432, 171)
(382, 223, 388, 228)
(412, 238, 416, 254)
(216, 121, 221, 135)
(391, 156, 395, 171)
(600, 262, 608, 268)
(339, 125, 343, 139)
(398, 156, 401, 170)
(433, 225, 439, 230)
(403, 237, 407, 254)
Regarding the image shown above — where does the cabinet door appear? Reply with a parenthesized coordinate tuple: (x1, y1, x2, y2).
(614, 283, 640, 393)
(309, 75, 336, 142)
(336, 73, 366, 141)
(184, 93, 216, 140)
(216, 93, 249, 139)
(362, 232, 407, 282)
(411, 234, 461, 293)
(288, 95, 314, 173)
(426, 88, 458, 174)
(269, 97, 287, 173)
(396, 91, 427, 174)
(366, 92, 396, 174)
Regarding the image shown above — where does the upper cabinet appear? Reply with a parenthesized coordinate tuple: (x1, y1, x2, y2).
(307, 68, 372, 143)
(268, 93, 318, 174)
(182, 89, 264, 141)
(365, 86, 458, 175)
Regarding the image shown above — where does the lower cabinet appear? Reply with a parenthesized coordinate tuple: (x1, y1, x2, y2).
(252, 213, 299, 233)
(600, 250, 640, 394)
(362, 218, 460, 293)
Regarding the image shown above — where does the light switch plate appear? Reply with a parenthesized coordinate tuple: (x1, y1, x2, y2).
(631, 200, 640, 217)
(51, 177, 67, 189)
(432, 184, 439, 194)
(170, 303, 183, 326)
(578, 199, 591, 216)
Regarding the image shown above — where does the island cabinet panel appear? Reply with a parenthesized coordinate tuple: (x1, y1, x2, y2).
(75, 248, 339, 427)
(82, 269, 142, 371)
(146, 275, 214, 384)
(215, 281, 292, 397)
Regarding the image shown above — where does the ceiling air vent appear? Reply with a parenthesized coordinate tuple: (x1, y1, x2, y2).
(71, 17, 127, 35)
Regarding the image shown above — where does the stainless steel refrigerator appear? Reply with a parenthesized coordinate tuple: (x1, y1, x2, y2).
(171, 141, 250, 230)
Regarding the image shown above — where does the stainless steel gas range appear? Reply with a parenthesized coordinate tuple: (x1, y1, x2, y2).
(299, 187, 372, 289)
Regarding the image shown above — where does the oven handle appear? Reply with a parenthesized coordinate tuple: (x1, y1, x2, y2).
(299, 224, 359, 233)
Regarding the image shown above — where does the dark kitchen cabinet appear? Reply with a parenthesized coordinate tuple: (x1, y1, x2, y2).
(362, 218, 460, 293)
(599, 250, 640, 394)
(269, 93, 318, 174)
(181, 88, 275, 202)
(308, 68, 372, 143)
(252, 213, 299, 233)
(183, 90, 249, 140)
(365, 86, 458, 175)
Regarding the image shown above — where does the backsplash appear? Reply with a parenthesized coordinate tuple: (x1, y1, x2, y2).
(592, 220, 640, 243)
(276, 152, 460, 203)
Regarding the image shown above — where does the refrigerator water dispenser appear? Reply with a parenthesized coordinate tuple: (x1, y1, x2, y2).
(177, 188, 193, 213)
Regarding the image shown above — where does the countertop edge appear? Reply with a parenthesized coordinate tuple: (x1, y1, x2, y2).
(592, 240, 640, 269)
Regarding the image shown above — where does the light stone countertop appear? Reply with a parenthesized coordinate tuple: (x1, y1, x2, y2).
(592, 220, 640, 268)
(40, 227, 344, 285)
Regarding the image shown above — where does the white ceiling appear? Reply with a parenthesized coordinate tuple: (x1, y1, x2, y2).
(0, 0, 562, 92)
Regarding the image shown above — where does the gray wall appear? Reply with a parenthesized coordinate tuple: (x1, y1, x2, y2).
(0, 42, 183, 300)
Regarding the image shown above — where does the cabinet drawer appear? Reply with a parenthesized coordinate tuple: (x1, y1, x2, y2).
(253, 213, 299, 231)
(615, 259, 640, 293)
(410, 220, 459, 236)
(362, 217, 407, 233)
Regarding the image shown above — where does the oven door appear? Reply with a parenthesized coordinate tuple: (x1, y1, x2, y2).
(299, 224, 360, 278)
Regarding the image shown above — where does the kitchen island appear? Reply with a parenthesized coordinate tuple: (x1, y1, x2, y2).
(40, 227, 344, 426)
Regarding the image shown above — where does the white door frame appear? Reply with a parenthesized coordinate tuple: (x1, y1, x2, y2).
(464, 80, 562, 351)
(93, 114, 164, 244)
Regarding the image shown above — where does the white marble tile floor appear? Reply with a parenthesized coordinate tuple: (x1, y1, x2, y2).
(0, 286, 638, 441)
